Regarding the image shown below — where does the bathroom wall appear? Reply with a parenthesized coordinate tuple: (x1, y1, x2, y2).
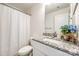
(70, 3, 79, 41)
(45, 7, 70, 33)
(30, 4, 45, 40)
(75, 4, 79, 27)
(45, 13, 55, 33)
(75, 4, 79, 41)
(70, 3, 76, 24)
(0, 4, 30, 55)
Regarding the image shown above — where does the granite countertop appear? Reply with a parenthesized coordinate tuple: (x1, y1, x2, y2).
(32, 37, 79, 56)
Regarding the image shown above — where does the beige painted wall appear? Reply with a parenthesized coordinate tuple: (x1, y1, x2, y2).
(30, 4, 45, 40)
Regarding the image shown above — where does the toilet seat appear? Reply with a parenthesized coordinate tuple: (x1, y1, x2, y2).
(18, 45, 33, 56)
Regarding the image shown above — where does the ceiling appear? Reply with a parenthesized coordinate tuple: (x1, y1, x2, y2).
(5, 3, 38, 15)
(4, 3, 70, 15)
(45, 3, 70, 14)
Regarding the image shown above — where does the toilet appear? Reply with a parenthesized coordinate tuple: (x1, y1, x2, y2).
(17, 45, 33, 56)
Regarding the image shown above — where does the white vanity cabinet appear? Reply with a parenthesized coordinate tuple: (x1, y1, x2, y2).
(31, 39, 72, 56)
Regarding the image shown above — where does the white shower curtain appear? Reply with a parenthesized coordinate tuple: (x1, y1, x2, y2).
(0, 4, 30, 56)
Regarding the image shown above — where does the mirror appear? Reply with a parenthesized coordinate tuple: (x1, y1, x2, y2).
(44, 3, 78, 44)
(45, 3, 70, 35)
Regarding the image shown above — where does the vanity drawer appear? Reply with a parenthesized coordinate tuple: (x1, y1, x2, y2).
(31, 40, 72, 56)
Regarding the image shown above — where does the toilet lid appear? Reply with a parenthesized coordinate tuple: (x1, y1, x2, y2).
(18, 45, 33, 55)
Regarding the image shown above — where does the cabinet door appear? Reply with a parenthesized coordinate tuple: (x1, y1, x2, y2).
(0, 5, 11, 56)
(33, 48, 45, 56)
(31, 40, 71, 56)
(9, 9, 19, 56)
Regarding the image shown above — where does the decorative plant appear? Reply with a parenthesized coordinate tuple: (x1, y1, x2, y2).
(68, 25, 77, 33)
(60, 24, 77, 43)
(60, 25, 77, 35)
(60, 25, 70, 35)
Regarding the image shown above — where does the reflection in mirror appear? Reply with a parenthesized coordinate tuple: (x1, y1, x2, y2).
(44, 3, 78, 44)
(45, 3, 70, 35)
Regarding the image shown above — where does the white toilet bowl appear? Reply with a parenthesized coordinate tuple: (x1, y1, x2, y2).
(17, 45, 33, 56)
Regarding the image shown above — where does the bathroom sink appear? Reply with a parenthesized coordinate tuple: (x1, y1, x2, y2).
(43, 38, 61, 47)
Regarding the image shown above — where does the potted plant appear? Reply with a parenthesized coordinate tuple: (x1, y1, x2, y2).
(60, 25, 77, 43)
(60, 25, 70, 41)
